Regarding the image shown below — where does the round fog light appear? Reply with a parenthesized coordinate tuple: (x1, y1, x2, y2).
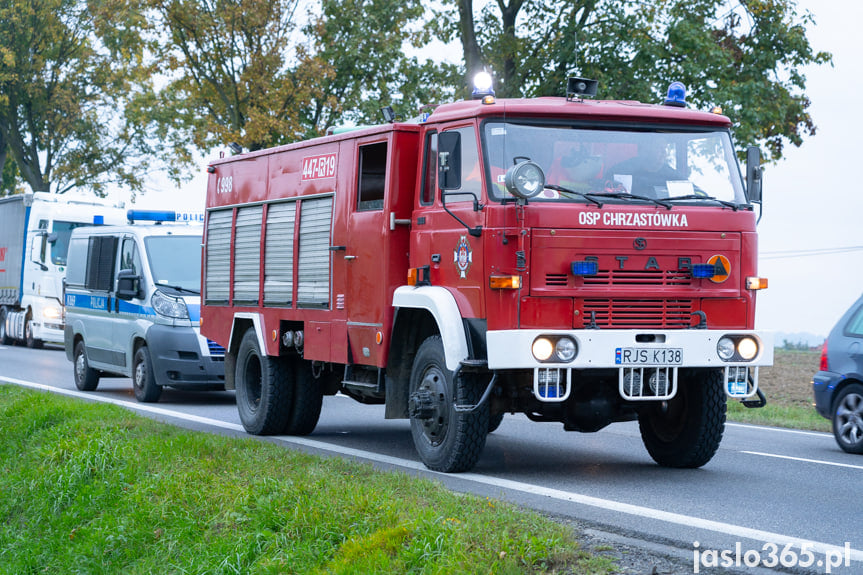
(555, 338, 576, 362)
(737, 337, 758, 360)
(717, 337, 735, 361)
(532, 338, 553, 361)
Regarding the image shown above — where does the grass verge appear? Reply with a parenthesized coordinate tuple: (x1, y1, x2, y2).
(0, 385, 616, 575)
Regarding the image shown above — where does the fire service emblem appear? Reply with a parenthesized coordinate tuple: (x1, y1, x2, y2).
(454, 236, 473, 279)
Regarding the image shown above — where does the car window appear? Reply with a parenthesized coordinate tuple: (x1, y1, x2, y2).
(845, 304, 863, 337)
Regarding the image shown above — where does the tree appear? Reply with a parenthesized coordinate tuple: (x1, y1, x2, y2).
(143, 0, 332, 154)
(439, 0, 831, 161)
(303, 0, 461, 133)
(0, 0, 155, 195)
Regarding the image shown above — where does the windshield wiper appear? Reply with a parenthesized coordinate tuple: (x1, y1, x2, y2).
(665, 194, 741, 211)
(543, 184, 605, 207)
(594, 192, 673, 210)
(156, 282, 200, 295)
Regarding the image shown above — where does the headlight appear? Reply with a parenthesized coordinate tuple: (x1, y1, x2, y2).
(505, 160, 545, 199)
(717, 335, 759, 362)
(717, 337, 735, 360)
(42, 306, 61, 320)
(532, 338, 554, 361)
(737, 337, 758, 360)
(151, 290, 189, 319)
(532, 335, 577, 363)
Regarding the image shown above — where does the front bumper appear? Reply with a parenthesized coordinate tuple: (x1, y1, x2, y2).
(146, 324, 225, 388)
(486, 328, 773, 402)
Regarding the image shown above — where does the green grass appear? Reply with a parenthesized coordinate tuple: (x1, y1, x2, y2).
(726, 400, 830, 432)
(0, 386, 617, 575)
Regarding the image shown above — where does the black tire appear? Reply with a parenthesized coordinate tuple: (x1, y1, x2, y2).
(132, 346, 162, 403)
(832, 383, 863, 454)
(235, 328, 292, 435)
(408, 336, 489, 472)
(488, 412, 504, 433)
(24, 314, 43, 349)
(73, 340, 100, 391)
(638, 369, 726, 468)
(0, 308, 11, 346)
(284, 360, 323, 435)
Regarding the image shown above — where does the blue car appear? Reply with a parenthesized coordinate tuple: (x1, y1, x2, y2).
(813, 293, 863, 453)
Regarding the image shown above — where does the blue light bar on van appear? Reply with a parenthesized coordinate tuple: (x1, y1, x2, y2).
(93, 215, 104, 225)
(127, 209, 176, 222)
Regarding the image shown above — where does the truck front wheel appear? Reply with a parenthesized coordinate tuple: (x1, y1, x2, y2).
(24, 314, 43, 349)
(408, 336, 489, 472)
(638, 369, 726, 468)
(235, 328, 292, 435)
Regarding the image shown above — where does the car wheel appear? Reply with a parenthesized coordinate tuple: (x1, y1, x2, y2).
(408, 335, 489, 472)
(832, 383, 863, 454)
(73, 340, 100, 391)
(133, 346, 162, 403)
(235, 328, 292, 435)
(638, 369, 726, 468)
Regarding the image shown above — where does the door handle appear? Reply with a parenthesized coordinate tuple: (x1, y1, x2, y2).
(344, 255, 357, 261)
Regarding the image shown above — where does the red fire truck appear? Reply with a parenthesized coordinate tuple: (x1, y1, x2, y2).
(201, 77, 772, 472)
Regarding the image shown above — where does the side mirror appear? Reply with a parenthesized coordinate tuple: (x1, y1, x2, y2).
(438, 131, 462, 190)
(746, 146, 762, 203)
(117, 269, 141, 301)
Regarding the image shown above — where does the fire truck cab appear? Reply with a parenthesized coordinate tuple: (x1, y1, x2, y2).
(202, 79, 772, 472)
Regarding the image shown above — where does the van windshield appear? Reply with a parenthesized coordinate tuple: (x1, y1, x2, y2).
(144, 235, 202, 292)
(483, 121, 746, 204)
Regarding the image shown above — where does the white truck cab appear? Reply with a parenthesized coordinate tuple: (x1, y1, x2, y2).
(63, 211, 224, 402)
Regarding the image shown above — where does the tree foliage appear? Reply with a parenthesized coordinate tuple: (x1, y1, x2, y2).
(0, 0, 154, 195)
(440, 0, 831, 161)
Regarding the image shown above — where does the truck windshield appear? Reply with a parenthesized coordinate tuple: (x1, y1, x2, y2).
(483, 121, 746, 204)
(50, 221, 92, 266)
(144, 235, 202, 292)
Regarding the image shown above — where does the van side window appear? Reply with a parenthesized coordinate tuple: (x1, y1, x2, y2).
(357, 142, 387, 211)
(421, 131, 438, 205)
(86, 236, 118, 291)
(66, 238, 88, 286)
(120, 238, 141, 277)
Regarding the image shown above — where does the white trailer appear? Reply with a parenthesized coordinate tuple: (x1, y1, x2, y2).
(0, 192, 126, 347)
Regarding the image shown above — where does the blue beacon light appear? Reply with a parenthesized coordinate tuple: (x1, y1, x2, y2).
(664, 81, 687, 108)
(126, 209, 177, 223)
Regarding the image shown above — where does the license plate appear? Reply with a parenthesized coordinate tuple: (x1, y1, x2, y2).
(615, 347, 682, 365)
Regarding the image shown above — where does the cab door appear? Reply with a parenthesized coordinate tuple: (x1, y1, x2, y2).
(80, 234, 121, 368)
(113, 235, 146, 369)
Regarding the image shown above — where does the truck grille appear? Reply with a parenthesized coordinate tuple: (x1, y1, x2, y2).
(547, 270, 692, 288)
(579, 299, 694, 329)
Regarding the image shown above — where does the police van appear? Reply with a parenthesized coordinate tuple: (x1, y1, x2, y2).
(63, 210, 225, 402)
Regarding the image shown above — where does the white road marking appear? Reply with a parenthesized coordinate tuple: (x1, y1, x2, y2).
(727, 422, 831, 438)
(742, 450, 863, 470)
(4, 376, 862, 564)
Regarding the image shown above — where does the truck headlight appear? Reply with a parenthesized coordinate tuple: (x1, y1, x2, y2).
(532, 335, 577, 363)
(505, 160, 545, 199)
(151, 290, 189, 319)
(42, 306, 61, 320)
(717, 335, 759, 362)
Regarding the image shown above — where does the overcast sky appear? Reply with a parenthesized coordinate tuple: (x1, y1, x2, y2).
(128, 1, 856, 340)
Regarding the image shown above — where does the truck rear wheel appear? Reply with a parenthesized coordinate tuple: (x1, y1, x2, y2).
(133, 346, 162, 403)
(73, 340, 100, 391)
(408, 336, 489, 472)
(235, 328, 292, 435)
(284, 360, 323, 435)
(638, 369, 726, 468)
(0, 308, 11, 346)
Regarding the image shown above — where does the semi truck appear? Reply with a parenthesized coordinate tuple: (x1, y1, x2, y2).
(200, 77, 773, 472)
(0, 192, 126, 347)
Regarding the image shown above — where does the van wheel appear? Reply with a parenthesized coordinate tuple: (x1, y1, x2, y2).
(73, 340, 100, 391)
(235, 328, 292, 435)
(284, 360, 323, 435)
(24, 314, 43, 349)
(133, 346, 162, 402)
(638, 369, 726, 468)
(0, 308, 11, 346)
(408, 336, 489, 472)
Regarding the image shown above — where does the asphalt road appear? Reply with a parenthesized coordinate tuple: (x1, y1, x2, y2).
(2, 343, 861, 574)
